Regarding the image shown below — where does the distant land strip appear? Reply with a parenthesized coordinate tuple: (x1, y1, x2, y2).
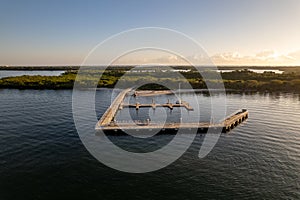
(0, 67, 300, 92)
(1, 65, 300, 71)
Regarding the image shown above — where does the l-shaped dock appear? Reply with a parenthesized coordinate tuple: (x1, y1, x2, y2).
(95, 88, 248, 134)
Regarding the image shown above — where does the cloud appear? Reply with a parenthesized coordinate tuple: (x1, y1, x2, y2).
(211, 50, 300, 66)
(111, 49, 300, 66)
(151, 55, 180, 63)
(113, 54, 186, 65)
(288, 50, 300, 60)
(113, 51, 212, 65)
(255, 50, 276, 58)
(212, 52, 242, 61)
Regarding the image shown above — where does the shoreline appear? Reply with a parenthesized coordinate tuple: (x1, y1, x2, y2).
(1, 67, 300, 92)
(1, 65, 300, 72)
(0, 87, 299, 95)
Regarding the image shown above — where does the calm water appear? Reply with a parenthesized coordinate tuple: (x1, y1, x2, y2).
(217, 69, 284, 74)
(0, 70, 65, 79)
(0, 89, 299, 199)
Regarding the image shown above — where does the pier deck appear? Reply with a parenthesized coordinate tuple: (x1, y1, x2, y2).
(120, 101, 194, 111)
(96, 88, 132, 126)
(96, 88, 249, 133)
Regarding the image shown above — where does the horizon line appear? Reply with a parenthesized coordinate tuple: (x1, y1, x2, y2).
(1, 65, 300, 68)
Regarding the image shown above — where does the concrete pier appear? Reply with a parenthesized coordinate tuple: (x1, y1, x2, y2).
(95, 88, 249, 134)
(96, 88, 132, 126)
(134, 90, 173, 97)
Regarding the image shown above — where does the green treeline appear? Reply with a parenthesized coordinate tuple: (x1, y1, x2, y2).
(0, 69, 300, 92)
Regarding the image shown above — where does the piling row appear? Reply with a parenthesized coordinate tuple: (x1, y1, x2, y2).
(120, 101, 194, 111)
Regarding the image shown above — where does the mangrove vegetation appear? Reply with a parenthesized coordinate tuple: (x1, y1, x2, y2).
(1, 67, 300, 92)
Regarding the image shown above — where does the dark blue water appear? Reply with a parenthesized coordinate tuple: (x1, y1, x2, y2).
(0, 89, 299, 199)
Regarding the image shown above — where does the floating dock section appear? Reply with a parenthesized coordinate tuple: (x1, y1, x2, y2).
(96, 88, 248, 134)
(120, 101, 193, 111)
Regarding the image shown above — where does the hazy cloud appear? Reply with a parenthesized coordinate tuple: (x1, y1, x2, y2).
(211, 50, 300, 66)
(288, 50, 300, 60)
(110, 49, 300, 66)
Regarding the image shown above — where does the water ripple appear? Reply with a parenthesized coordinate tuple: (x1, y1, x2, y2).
(0, 89, 299, 199)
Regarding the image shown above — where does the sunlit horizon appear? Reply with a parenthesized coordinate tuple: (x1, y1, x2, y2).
(1, 0, 300, 66)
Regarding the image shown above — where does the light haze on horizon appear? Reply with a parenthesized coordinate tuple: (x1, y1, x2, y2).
(1, 0, 300, 66)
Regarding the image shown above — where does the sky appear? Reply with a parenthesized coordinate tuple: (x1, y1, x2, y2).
(1, 0, 300, 66)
